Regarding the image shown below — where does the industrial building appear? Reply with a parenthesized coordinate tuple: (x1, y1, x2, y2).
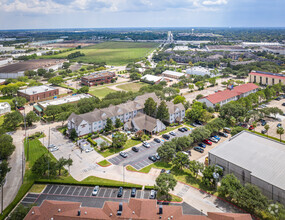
(206, 45, 248, 52)
(18, 85, 59, 102)
(141, 74, 164, 84)
(162, 70, 186, 79)
(209, 131, 285, 205)
(34, 93, 92, 115)
(0, 57, 13, 66)
(0, 102, 11, 115)
(186, 67, 212, 76)
(81, 71, 115, 86)
(249, 71, 285, 85)
(198, 83, 259, 108)
(0, 59, 66, 79)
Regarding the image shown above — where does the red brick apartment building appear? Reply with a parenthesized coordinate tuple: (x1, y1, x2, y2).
(81, 71, 116, 86)
(17, 85, 59, 102)
(24, 199, 252, 220)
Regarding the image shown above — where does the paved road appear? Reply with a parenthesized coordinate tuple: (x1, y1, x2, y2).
(108, 128, 193, 170)
(21, 184, 202, 215)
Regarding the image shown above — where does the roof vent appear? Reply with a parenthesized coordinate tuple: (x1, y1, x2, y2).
(85, 211, 87, 215)
(171, 216, 173, 219)
(133, 211, 135, 214)
(32, 211, 35, 215)
(110, 213, 112, 216)
(119, 202, 123, 211)
(58, 209, 61, 212)
(77, 210, 81, 216)
(159, 205, 163, 214)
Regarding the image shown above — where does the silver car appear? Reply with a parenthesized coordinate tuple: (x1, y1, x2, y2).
(50, 146, 59, 152)
(92, 186, 99, 196)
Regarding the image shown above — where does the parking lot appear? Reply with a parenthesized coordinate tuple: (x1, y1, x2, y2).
(20, 184, 202, 215)
(108, 128, 193, 170)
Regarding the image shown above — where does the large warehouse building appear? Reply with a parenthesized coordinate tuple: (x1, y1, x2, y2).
(209, 131, 285, 205)
(0, 59, 66, 79)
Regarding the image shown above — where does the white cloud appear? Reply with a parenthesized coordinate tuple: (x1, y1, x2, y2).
(0, 0, 229, 14)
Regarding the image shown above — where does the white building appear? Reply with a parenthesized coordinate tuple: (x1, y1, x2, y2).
(67, 93, 185, 136)
(242, 42, 281, 47)
(0, 58, 13, 66)
(162, 70, 186, 79)
(173, 46, 188, 51)
(0, 102, 11, 115)
(198, 83, 259, 108)
(141, 74, 164, 84)
(186, 67, 212, 76)
(262, 46, 285, 55)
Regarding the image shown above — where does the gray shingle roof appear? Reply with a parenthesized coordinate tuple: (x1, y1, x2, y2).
(209, 130, 285, 190)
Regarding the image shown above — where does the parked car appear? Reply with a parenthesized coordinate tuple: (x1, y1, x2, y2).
(150, 190, 157, 199)
(183, 127, 188, 131)
(282, 103, 285, 106)
(120, 151, 128, 158)
(249, 125, 254, 130)
(50, 146, 59, 152)
(277, 123, 282, 128)
(131, 188, 136, 197)
(261, 129, 267, 134)
(190, 123, 197, 127)
(132, 147, 139, 152)
(218, 131, 228, 137)
(261, 120, 267, 126)
(223, 127, 231, 133)
(275, 97, 281, 101)
(195, 120, 203, 125)
(155, 153, 160, 160)
(154, 138, 161, 143)
(169, 131, 176, 136)
(143, 142, 150, 148)
(178, 128, 185, 132)
(209, 137, 218, 143)
(198, 143, 206, 148)
(202, 139, 212, 145)
(194, 146, 204, 153)
(166, 170, 171, 174)
(117, 187, 123, 197)
(148, 155, 157, 162)
(29, 102, 35, 106)
(92, 186, 99, 196)
(162, 134, 170, 140)
(213, 135, 221, 141)
(161, 169, 166, 173)
(17, 107, 25, 110)
(48, 144, 56, 149)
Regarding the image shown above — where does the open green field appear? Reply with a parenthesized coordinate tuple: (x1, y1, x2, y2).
(89, 87, 116, 99)
(116, 82, 148, 92)
(41, 42, 159, 65)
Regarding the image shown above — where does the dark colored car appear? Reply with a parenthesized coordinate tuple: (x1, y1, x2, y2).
(195, 120, 203, 125)
(275, 97, 281, 101)
(218, 131, 228, 137)
(282, 103, 285, 106)
(178, 128, 185, 132)
(202, 139, 212, 145)
(261, 120, 267, 126)
(198, 143, 206, 148)
(162, 134, 170, 140)
(148, 155, 157, 162)
(194, 146, 204, 153)
(183, 127, 188, 131)
(18, 107, 25, 110)
(161, 169, 166, 173)
(131, 188, 136, 197)
(154, 138, 161, 143)
(261, 129, 267, 134)
(132, 147, 139, 152)
(277, 123, 282, 128)
(117, 187, 123, 197)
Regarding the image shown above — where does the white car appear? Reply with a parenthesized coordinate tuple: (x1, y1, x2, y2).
(48, 144, 56, 149)
(143, 142, 150, 148)
(50, 146, 59, 152)
(92, 186, 99, 196)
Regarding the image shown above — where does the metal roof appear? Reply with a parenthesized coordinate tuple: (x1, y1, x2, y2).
(209, 131, 285, 190)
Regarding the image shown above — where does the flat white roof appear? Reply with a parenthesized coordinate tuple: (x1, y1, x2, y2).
(18, 85, 57, 95)
(162, 70, 185, 77)
(141, 74, 163, 82)
(0, 102, 10, 109)
(38, 94, 92, 108)
(210, 131, 285, 191)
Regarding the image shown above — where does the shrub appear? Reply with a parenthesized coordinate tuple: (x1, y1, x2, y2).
(87, 137, 97, 147)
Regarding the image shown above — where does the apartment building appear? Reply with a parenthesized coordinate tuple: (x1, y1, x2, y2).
(81, 71, 115, 86)
(67, 93, 185, 136)
(249, 70, 285, 85)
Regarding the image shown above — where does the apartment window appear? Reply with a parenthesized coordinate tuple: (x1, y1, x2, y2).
(266, 77, 268, 84)
(242, 170, 245, 181)
(280, 80, 282, 84)
(272, 78, 275, 84)
(260, 77, 262, 84)
(254, 76, 256, 83)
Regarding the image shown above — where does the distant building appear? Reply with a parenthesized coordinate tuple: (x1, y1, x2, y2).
(141, 74, 164, 84)
(0, 102, 11, 115)
(124, 112, 166, 135)
(173, 46, 188, 51)
(0, 79, 6, 85)
(25, 198, 252, 220)
(209, 131, 285, 205)
(186, 67, 212, 76)
(261, 46, 285, 55)
(242, 42, 281, 47)
(0, 57, 13, 66)
(68, 93, 185, 136)
(206, 45, 247, 52)
(162, 70, 186, 79)
(18, 85, 59, 102)
(81, 71, 116, 87)
(0, 59, 66, 79)
(34, 94, 92, 115)
(198, 83, 259, 108)
(249, 71, 285, 85)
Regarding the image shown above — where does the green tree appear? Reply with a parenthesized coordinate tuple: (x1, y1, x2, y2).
(144, 97, 157, 117)
(188, 84, 194, 90)
(190, 127, 211, 143)
(37, 68, 47, 76)
(188, 160, 204, 178)
(12, 96, 26, 108)
(231, 126, 246, 136)
(157, 142, 176, 162)
(264, 124, 270, 137)
(45, 105, 62, 121)
(156, 101, 169, 121)
(62, 62, 71, 69)
(130, 72, 142, 80)
(0, 160, 11, 184)
(32, 154, 57, 177)
(186, 101, 205, 122)
(56, 157, 73, 176)
(208, 78, 216, 86)
(277, 127, 284, 142)
(172, 152, 190, 170)
(173, 95, 186, 104)
(202, 165, 222, 188)
(57, 112, 70, 127)
(229, 116, 236, 127)
(8, 204, 34, 220)
(3, 111, 23, 129)
(105, 118, 114, 132)
(195, 81, 205, 90)
(48, 76, 64, 85)
(112, 132, 127, 148)
(200, 111, 212, 123)
(218, 174, 243, 202)
(26, 111, 40, 126)
(115, 118, 123, 128)
(78, 86, 89, 94)
(70, 129, 77, 140)
(155, 173, 177, 200)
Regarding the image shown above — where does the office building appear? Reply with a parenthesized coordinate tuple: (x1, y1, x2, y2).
(18, 85, 59, 102)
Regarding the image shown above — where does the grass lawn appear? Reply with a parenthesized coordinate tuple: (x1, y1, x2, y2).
(29, 184, 46, 193)
(0, 115, 4, 127)
(99, 139, 141, 158)
(89, 87, 116, 99)
(183, 122, 195, 128)
(169, 194, 183, 203)
(41, 42, 159, 65)
(159, 125, 183, 135)
(97, 160, 111, 167)
(139, 161, 172, 173)
(116, 82, 148, 92)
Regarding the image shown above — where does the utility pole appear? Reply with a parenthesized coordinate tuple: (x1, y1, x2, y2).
(1, 181, 3, 214)
(48, 127, 50, 179)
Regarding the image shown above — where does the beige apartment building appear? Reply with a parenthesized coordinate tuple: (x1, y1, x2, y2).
(249, 70, 285, 85)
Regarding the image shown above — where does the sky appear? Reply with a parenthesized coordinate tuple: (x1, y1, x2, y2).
(0, 0, 284, 29)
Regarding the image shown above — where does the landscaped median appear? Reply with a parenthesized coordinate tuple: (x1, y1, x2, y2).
(97, 159, 112, 167)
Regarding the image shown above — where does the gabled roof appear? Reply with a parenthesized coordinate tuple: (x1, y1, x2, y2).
(130, 113, 161, 132)
(199, 83, 259, 104)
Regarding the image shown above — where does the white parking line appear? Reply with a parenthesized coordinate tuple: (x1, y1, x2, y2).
(84, 188, 90, 196)
(78, 187, 83, 196)
(66, 187, 73, 195)
(59, 186, 65, 194)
